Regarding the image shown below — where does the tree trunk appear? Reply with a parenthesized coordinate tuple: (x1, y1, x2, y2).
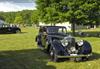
(71, 22, 75, 36)
(51, 23, 55, 26)
(51, 23, 52, 26)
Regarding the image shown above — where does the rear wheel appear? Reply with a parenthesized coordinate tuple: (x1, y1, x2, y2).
(50, 49, 58, 62)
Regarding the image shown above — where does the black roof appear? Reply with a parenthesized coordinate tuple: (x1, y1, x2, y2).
(40, 26, 66, 28)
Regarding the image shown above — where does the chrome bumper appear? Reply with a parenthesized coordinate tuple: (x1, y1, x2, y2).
(57, 54, 92, 58)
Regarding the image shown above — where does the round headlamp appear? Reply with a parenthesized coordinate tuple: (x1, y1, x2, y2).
(77, 40, 84, 46)
(61, 39, 68, 47)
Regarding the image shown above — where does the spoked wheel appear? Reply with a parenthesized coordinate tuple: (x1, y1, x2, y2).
(16, 30, 21, 33)
(50, 49, 58, 62)
(75, 57, 89, 62)
(70, 58, 82, 62)
(82, 57, 89, 61)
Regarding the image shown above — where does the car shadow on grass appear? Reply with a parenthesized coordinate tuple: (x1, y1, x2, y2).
(89, 52, 100, 61)
(0, 32, 27, 35)
(0, 49, 56, 69)
(60, 52, 100, 62)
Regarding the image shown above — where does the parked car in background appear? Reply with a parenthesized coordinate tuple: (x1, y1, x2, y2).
(35, 26, 92, 62)
(77, 31, 100, 37)
(0, 24, 21, 34)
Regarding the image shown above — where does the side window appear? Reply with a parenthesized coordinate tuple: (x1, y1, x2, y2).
(58, 28, 67, 33)
(58, 28, 62, 33)
(63, 28, 67, 33)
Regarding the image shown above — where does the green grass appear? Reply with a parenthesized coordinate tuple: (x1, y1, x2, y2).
(0, 27, 100, 69)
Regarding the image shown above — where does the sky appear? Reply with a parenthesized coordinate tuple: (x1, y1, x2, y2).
(0, 0, 36, 12)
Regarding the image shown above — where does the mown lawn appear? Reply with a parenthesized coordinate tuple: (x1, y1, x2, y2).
(0, 27, 100, 69)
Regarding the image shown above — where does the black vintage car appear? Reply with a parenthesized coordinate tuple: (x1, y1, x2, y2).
(36, 26, 92, 62)
(0, 24, 21, 34)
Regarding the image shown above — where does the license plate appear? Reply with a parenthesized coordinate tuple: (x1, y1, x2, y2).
(70, 54, 77, 56)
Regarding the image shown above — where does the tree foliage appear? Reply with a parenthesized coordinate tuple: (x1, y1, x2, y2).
(14, 14, 23, 24)
(36, 0, 63, 25)
(36, 0, 100, 25)
(36, 0, 100, 35)
(31, 10, 39, 25)
(0, 10, 39, 26)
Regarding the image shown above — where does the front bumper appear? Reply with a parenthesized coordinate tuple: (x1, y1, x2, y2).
(57, 54, 92, 58)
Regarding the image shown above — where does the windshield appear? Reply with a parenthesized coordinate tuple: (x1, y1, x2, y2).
(47, 26, 67, 34)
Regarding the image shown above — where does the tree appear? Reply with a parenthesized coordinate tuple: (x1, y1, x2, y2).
(5, 12, 16, 23)
(31, 10, 39, 26)
(0, 10, 35, 26)
(0, 16, 5, 21)
(36, 0, 100, 36)
(14, 14, 23, 24)
(36, 0, 62, 25)
(63, 0, 100, 35)
(21, 10, 33, 26)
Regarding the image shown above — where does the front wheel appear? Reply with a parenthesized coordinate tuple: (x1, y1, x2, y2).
(50, 49, 58, 62)
(74, 57, 88, 62)
(82, 57, 89, 61)
(15, 30, 21, 33)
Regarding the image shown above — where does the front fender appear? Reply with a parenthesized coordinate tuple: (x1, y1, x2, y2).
(81, 40, 92, 54)
(51, 40, 67, 55)
(35, 35, 42, 45)
(35, 35, 40, 42)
